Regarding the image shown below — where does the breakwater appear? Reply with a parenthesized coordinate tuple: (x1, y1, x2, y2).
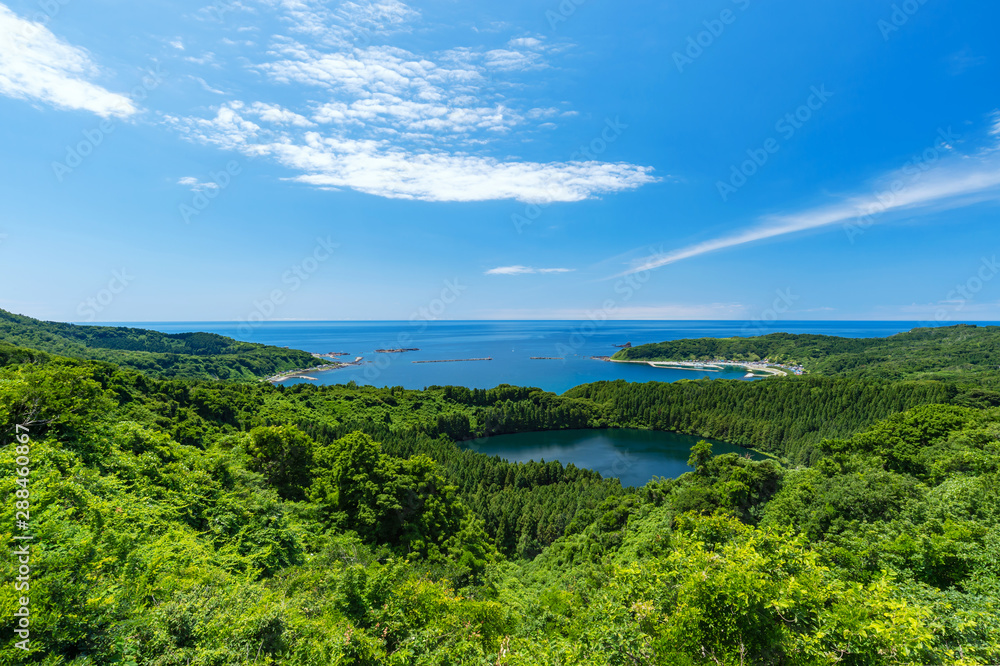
(412, 358, 492, 363)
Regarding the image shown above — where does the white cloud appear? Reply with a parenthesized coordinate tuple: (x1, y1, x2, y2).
(0, 4, 136, 117)
(485, 265, 574, 275)
(991, 110, 1000, 137)
(189, 75, 227, 95)
(276, 134, 656, 202)
(178, 176, 220, 192)
(483, 48, 544, 71)
(622, 126, 1000, 275)
(166, 104, 262, 150)
(339, 0, 418, 32)
(508, 37, 543, 48)
(184, 51, 217, 66)
(260, 0, 419, 46)
(246, 101, 315, 127)
(166, 1, 659, 202)
(311, 94, 528, 136)
(172, 114, 656, 202)
(259, 42, 483, 99)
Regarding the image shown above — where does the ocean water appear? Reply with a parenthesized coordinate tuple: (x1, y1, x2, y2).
(112, 320, 955, 394)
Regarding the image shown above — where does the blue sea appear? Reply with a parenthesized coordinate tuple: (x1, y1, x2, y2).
(107, 320, 972, 394)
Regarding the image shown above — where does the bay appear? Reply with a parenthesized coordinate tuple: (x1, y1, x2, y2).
(108, 320, 953, 394)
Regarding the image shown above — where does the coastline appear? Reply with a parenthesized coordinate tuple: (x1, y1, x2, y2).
(265, 361, 344, 383)
(608, 358, 796, 377)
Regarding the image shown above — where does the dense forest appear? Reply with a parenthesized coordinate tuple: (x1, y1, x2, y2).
(614, 325, 1000, 385)
(0, 309, 327, 382)
(2, 320, 1000, 663)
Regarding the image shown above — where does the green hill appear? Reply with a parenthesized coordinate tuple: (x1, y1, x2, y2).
(1, 337, 998, 662)
(613, 324, 1000, 384)
(0, 308, 329, 381)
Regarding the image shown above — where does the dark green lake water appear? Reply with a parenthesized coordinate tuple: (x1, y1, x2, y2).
(466, 428, 764, 487)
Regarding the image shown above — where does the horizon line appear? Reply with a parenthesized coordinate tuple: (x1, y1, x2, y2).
(78, 318, 1000, 325)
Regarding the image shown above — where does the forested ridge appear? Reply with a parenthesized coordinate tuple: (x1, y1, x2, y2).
(0, 309, 327, 382)
(615, 324, 1000, 384)
(565, 378, 964, 464)
(1, 323, 1000, 663)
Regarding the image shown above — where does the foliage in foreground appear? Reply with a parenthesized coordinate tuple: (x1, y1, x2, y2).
(0, 349, 998, 663)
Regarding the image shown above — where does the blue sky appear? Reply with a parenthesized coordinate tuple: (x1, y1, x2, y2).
(1, 0, 999, 323)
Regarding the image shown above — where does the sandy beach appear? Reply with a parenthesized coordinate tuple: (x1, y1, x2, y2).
(608, 358, 792, 376)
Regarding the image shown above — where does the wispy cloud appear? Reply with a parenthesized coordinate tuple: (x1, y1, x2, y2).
(164, 1, 658, 202)
(947, 47, 986, 76)
(245, 101, 315, 127)
(178, 176, 220, 192)
(255, 42, 552, 139)
(261, 0, 419, 46)
(621, 123, 1000, 275)
(508, 36, 543, 49)
(188, 75, 227, 95)
(0, 4, 136, 117)
(485, 265, 574, 275)
(168, 105, 656, 202)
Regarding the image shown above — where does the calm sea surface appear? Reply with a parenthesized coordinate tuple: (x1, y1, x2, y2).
(103, 319, 986, 484)
(109, 320, 969, 394)
(467, 429, 765, 487)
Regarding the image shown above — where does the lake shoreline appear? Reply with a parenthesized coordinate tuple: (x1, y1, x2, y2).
(463, 427, 769, 488)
